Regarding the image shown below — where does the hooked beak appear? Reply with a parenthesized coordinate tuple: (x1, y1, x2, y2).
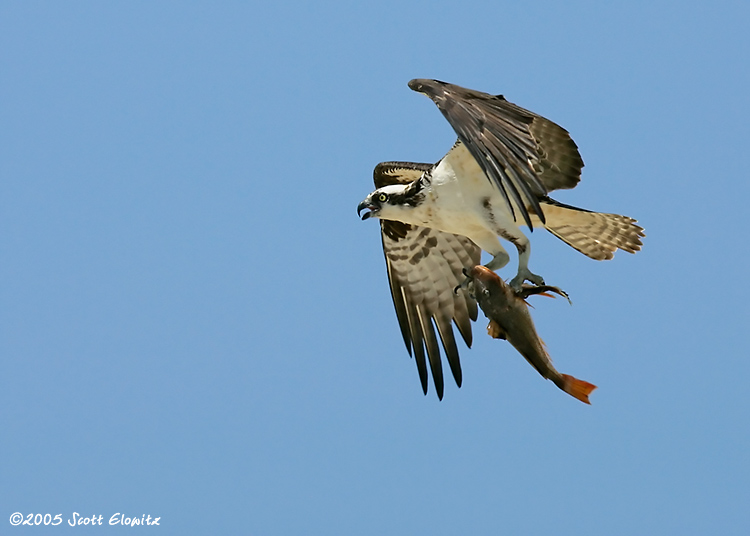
(357, 198, 377, 220)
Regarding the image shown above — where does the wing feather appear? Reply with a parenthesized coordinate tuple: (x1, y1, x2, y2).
(380, 217, 480, 398)
(408, 79, 584, 226)
(404, 295, 429, 395)
(374, 161, 433, 188)
(418, 305, 444, 399)
(384, 256, 412, 354)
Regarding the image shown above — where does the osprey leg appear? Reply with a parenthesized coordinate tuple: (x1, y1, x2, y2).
(477, 235, 545, 291)
(452, 234, 509, 294)
(508, 234, 544, 290)
(483, 248, 510, 271)
(455, 248, 511, 294)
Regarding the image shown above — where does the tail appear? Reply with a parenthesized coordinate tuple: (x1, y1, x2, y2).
(558, 374, 597, 404)
(540, 198, 645, 260)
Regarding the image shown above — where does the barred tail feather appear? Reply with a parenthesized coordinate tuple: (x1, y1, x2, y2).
(541, 199, 645, 260)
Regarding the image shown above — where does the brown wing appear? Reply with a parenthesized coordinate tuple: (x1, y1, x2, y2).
(373, 161, 433, 188)
(505, 100, 584, 192)
(374, 161, 481, 399)
(408, 79, 584, 227)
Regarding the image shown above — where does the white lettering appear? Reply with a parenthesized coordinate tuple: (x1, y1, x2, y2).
(68, 512, 80, 527)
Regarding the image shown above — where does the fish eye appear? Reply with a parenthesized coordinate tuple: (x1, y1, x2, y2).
(378, 193, 388, 202)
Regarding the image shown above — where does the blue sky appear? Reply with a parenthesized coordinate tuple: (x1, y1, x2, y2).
(1, 1, 749, 534)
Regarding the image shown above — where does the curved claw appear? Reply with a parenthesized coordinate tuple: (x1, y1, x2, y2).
(455, 268, 474, 295)
(510, 269, 545, 292)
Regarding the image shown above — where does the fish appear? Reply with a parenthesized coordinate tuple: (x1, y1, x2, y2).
(464, 265, 597, 404)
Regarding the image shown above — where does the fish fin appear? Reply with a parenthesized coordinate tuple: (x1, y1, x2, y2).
(560, 374, 597, 404)
(487, 320, 506, 340)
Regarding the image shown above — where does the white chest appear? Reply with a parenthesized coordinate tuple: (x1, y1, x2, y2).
(411, 146, 518, 236)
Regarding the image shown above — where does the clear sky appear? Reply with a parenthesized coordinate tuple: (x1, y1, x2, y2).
(2, 1, 749, 534)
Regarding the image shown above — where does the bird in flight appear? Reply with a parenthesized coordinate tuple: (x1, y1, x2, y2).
(357, 79, 644, 399)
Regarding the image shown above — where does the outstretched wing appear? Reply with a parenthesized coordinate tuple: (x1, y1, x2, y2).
(408, 79, 584, 228)
(375, 162, 481, 400)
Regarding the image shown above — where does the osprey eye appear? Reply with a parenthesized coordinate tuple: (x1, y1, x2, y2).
(378, 193, 388, 202)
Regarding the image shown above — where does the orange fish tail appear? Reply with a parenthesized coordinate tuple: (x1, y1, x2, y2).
(560, 374, 597, 404)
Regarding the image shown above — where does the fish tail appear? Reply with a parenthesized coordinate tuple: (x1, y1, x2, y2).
(560, 374, 597, 404)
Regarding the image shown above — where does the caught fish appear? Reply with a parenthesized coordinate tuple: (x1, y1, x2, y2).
(465, 265, 597, 404)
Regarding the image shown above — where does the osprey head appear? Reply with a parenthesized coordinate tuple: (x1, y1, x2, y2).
(357, 184, 422, 221)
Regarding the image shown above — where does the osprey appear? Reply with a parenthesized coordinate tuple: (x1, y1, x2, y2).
(358, 79, 644, 399)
